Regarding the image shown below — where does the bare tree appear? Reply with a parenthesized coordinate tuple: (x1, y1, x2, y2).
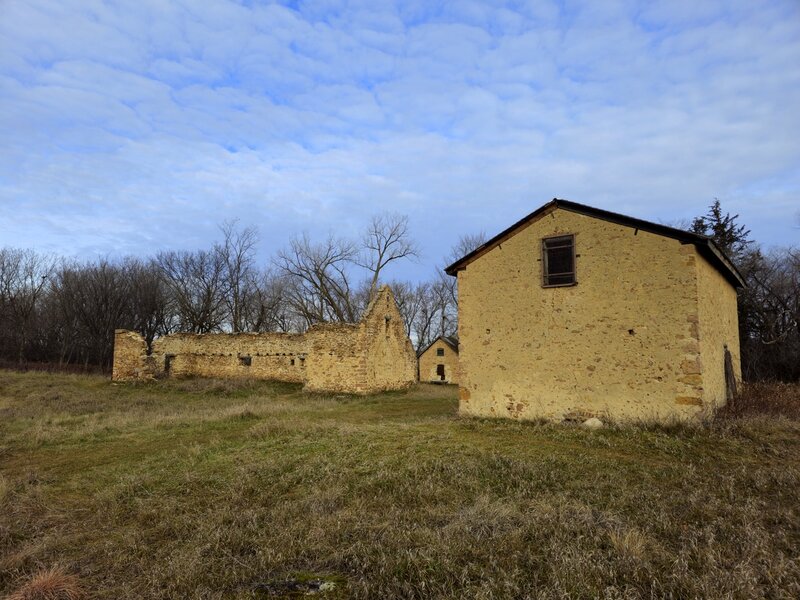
(739, 247, 800, 380)
(358, 213, 419, 299)
(126, 258, 173, 351)
(242, 269, 292, 332)
(156, 249, 227, 333)
(445, 231, 488, 267)
(275, 233, 360, 326)
(426, 231, 489, 342)
(51, 259, 133, 368)
(219, 220, 259, 332)
(387, 280, 419, 339)
(0, 248, 57, 362)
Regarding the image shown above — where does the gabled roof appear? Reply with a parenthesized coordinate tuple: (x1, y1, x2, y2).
(418, 335, 459, 358)
(444, 198, 746, 289)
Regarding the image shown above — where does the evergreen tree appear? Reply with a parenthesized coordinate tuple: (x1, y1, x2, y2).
(691, 199, 752, 263)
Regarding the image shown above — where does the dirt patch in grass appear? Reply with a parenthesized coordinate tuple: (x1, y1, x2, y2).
(1, 370, 799, 599)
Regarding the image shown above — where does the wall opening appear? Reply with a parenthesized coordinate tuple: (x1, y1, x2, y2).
(437, 364, 445, 381)
(239, 355, 252, 367)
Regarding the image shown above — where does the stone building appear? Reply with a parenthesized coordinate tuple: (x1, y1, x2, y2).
(112, 286, 417, 395)
(445, 199, 745, 422)
(418, 336, 459, 384)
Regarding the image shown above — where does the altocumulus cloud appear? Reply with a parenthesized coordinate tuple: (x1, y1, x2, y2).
(0, 0, 798, 277)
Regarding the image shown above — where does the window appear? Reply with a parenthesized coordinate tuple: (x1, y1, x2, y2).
(436, 348, 445, 356)
(239, 355, 252, 367)
(542, 235, 576, 287)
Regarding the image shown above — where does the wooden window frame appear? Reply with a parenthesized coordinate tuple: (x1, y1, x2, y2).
(436, 348, 445, 356)
(541, 234, 577, 288)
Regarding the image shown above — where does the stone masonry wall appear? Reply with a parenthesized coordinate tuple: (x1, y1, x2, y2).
(456, 207, 732, 422)
(152, 332, 308, 383)
(418, 340, 459, 384)
(359, 288, 418, 392)
(696, 250, 742, 408)
(112, 330, 149, 381)
(112, 286, 416, 395)
(303, 323, 364, 393)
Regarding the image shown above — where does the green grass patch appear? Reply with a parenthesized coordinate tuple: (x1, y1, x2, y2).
(1, 371, 798, 598)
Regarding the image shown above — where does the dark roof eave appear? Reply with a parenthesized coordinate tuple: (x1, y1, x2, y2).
(417, 335, 459, 358)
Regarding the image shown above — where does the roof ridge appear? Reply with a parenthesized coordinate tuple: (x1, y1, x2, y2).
(444, 198, 745, 288)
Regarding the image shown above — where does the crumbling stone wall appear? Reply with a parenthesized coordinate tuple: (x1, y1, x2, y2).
(112, 330, 149, 381)
(359, 287, 419, 392)
(151, 331, 308, 383)
(112, 286, 417, 395)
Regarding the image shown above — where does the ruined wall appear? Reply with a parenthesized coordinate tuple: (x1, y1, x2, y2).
(418, 340, 459, 384)
(152, 332, 307, 383)
(112, 286, 416, 395)
(359, 288, 418, 392)
(112, 330, 149, 381)
(696, 251, 742, 408)
(303, 324, 364, 393)
(303, 287, 417, 394)
(456, 207, 722, 422)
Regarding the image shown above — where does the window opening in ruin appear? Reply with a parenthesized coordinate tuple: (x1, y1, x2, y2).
(436, 364, 446, 380)
(164, 354, 175, 373)
(436, 348, 445, 356)
(290, 358, 295, 366)
(542, 234, 576, 287)
(239, 355, 252, 367)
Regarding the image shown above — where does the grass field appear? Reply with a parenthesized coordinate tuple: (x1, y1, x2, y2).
(1, 371, 799, 599)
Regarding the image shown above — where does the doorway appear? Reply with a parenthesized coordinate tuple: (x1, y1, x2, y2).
(436, 364, 446, 381)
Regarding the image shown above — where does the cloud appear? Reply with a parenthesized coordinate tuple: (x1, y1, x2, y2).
(0, 0, 798, 281)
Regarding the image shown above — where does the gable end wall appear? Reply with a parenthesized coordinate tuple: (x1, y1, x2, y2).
(456, 208, 723, 422)
(419, 340, 460, 384)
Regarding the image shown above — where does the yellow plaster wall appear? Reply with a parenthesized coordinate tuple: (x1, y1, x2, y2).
(111, 286, 416, 395)
(418, 340, 459, 384)
(696, 251, 741, 408)
(456, 208, 714, 422)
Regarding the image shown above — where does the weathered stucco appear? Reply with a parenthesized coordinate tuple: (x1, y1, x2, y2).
(112, 286, 417, 395)
(455, 206, 741, 422)
(696, 251, 742, 408)
(418, 338, 459, 384)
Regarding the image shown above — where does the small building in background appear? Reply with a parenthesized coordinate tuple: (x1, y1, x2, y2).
(418, 336, 459, 384)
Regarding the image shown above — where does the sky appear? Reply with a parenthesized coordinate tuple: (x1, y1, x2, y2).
(1, 0, 799, 282)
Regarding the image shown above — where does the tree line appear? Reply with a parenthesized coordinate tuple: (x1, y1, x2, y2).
(0, 215, 483, 371)
(0, 202, 797, 381)
(691, 201, 799, 381)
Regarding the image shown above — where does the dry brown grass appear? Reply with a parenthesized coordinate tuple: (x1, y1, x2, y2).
(6, 568, 85, 600)
(1, 371, 799, 599)
(717, 381, 800, 420)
